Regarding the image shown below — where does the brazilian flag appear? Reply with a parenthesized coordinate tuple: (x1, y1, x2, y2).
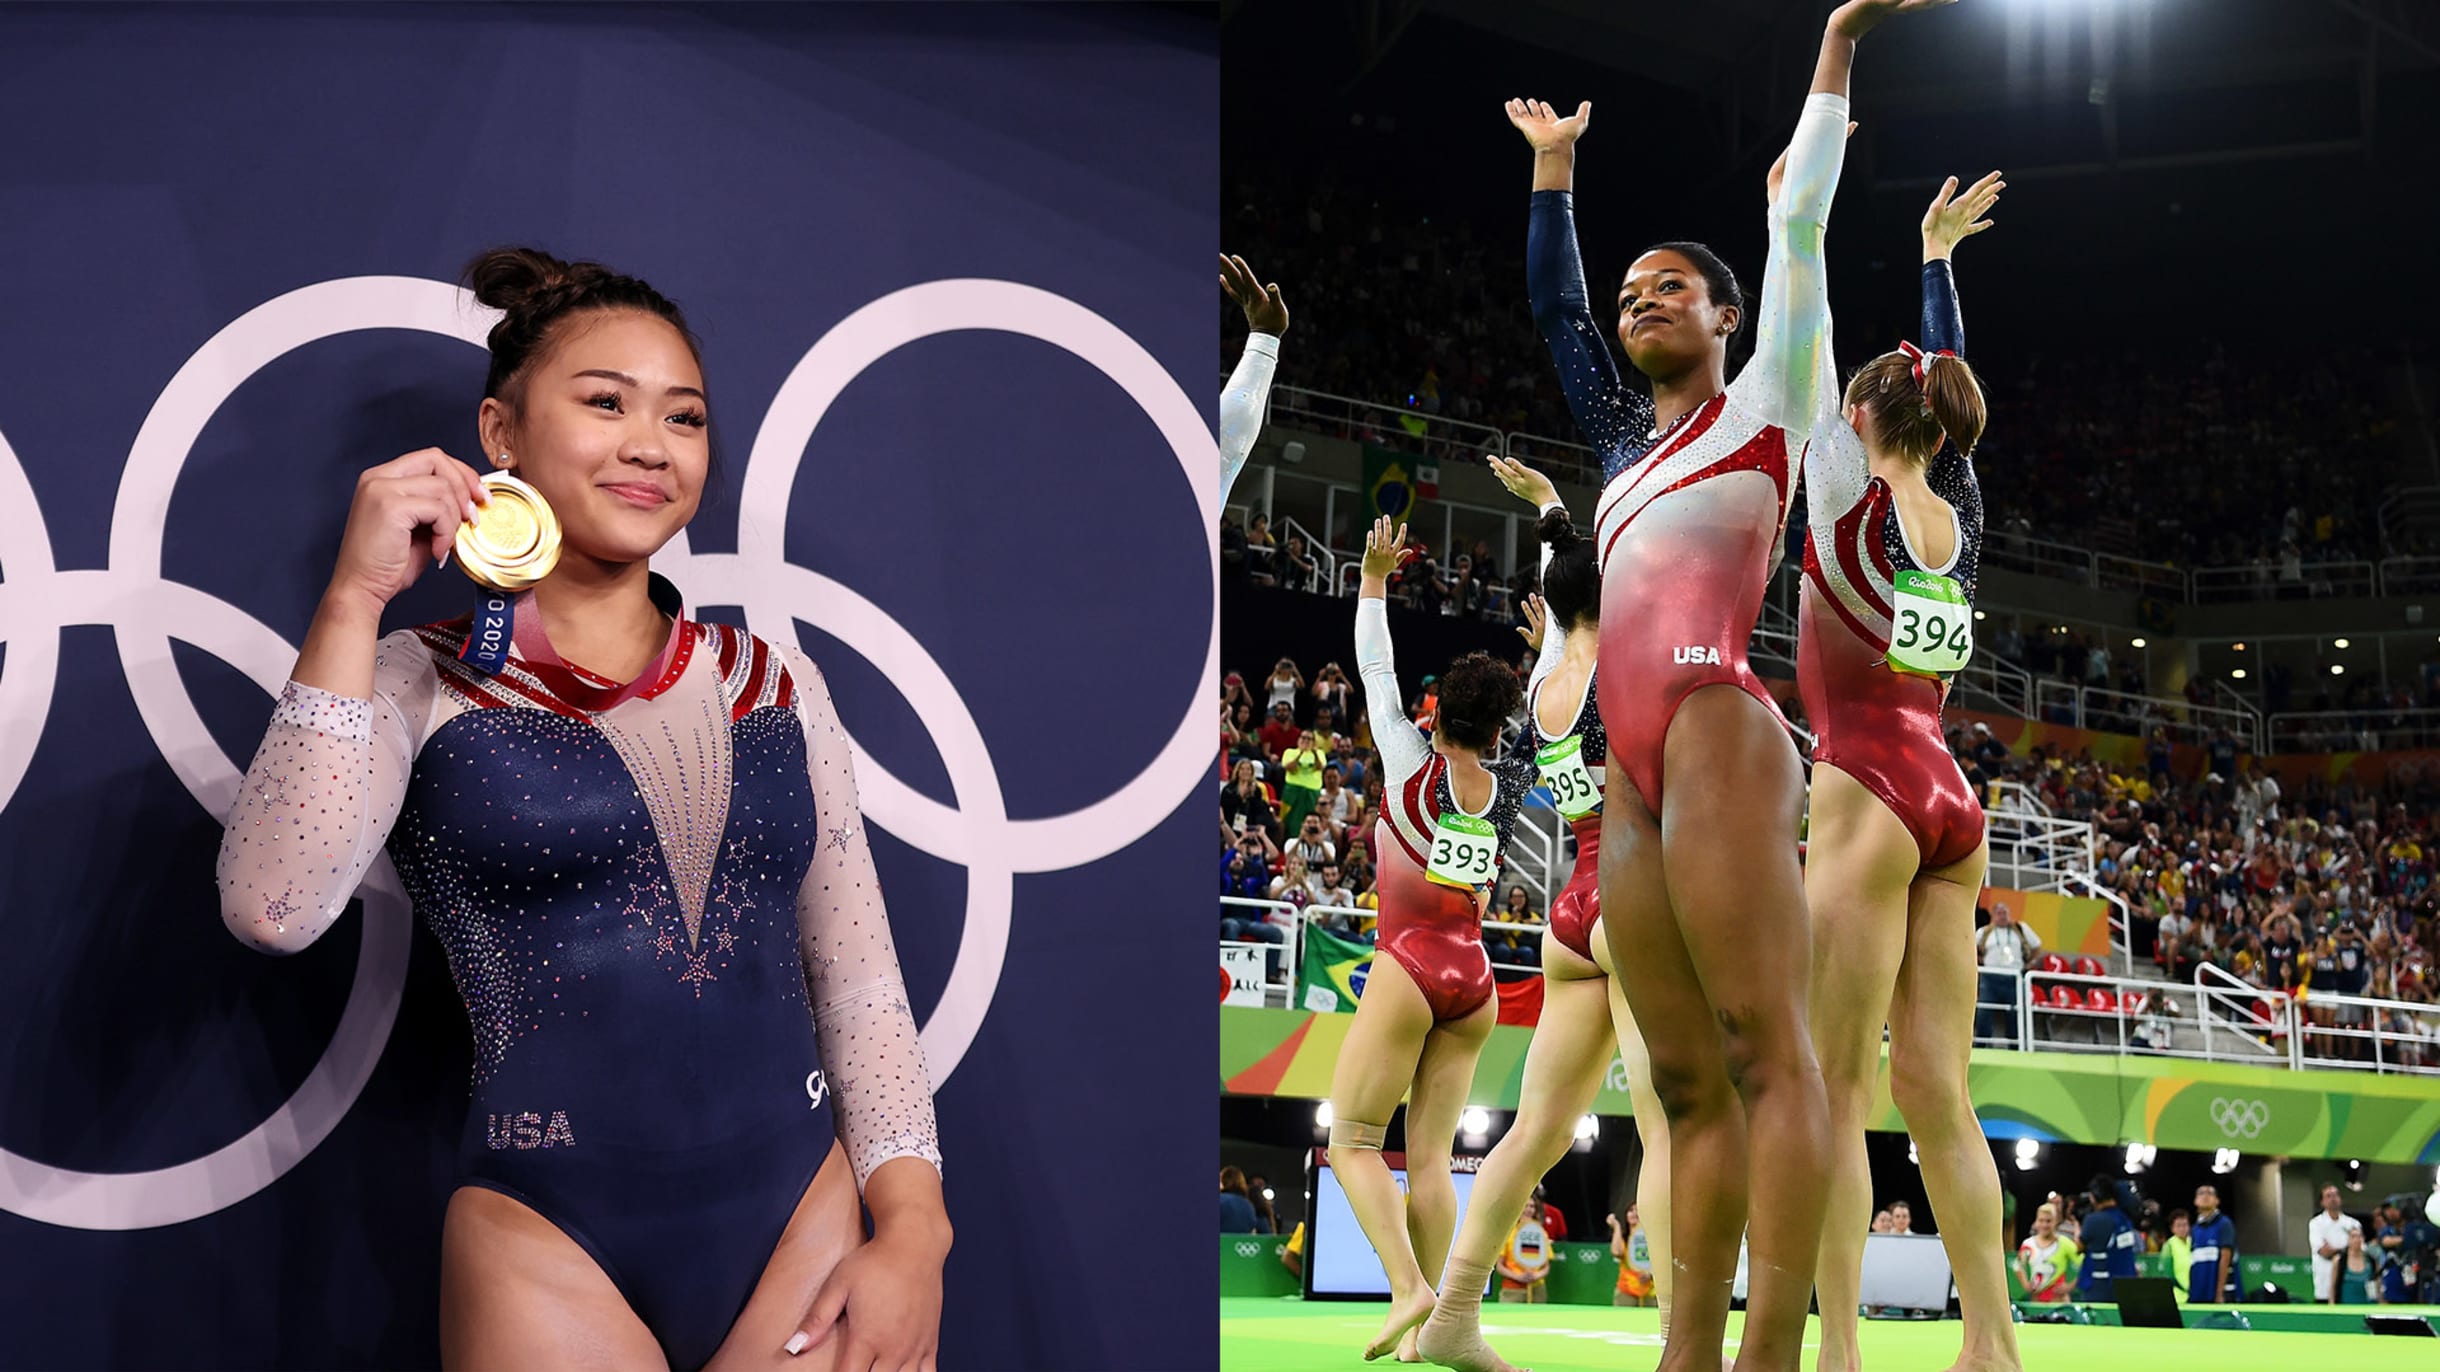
(1298, 925, 1375, 1013)
(1364, 444, 1419, 523)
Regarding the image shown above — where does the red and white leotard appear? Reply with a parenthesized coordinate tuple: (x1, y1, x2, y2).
(1589, 92, 1851, 811)
(1357, 598, 1537, 1021)
(1796, 260, 1986, 872)
(1525, 511, 1608, 964)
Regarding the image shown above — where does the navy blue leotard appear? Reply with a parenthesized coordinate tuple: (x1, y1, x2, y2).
(219, 573, 940, 1371)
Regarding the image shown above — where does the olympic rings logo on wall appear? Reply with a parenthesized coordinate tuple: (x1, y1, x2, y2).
(0, 275, 1218, 1231)
(2208, 1097, 2271, 1139)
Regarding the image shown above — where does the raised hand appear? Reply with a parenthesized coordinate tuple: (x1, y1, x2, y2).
(327, 448, 492, 615)
(1517, 594, 1548, 654)
(1485, 453, 1560, 510)
(1504, 98, 1591, 155)
(1361, 515, 1409, 581)
(1220, 253, 1290, 336)
(1921, 170, 2003, 261)
(1829, 0, 1959, 39)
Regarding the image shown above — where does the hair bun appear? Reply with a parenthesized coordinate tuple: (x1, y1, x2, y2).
(467, 246, 594, 315)
(1535, 504, 1582, 553)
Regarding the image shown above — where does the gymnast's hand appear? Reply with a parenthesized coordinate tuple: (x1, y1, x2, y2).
(1361, 516, 1409, 581)
(785, 1160, 948, 1372)
(1517, 594, 1548, 655)
(1504, 98, 1589, 154)
(1221, 254, 1290, 336)
(325, 448, 491, 615)
(1829, 0, 1957, 40)
(1921, 170, 2003, 263)
(1486, 453, 1560, 511)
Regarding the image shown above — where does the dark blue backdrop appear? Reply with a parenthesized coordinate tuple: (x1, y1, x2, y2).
(0, 5, 1214, 1367)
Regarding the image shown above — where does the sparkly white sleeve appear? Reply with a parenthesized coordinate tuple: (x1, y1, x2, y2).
(778, 645, 943, 1187)
(214, 632, 430, 955)
(1220, 332, 1279, 501)
(1356, 597, 1432, 784)
(1743, 91, 1849, 446)
(1527, 500, 1568, 694)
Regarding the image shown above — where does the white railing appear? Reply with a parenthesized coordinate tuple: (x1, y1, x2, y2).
(1274, 515, 1337, 594)
(2192, 560, 2378, 602)
(1217, 908, 2440, 1077)
(2194, 964, 2296, 1067)
(1501, 430, 1602, 487)
(2379, 555, 2440, 594)
(2059, 869, 2131, 952)
(2266, 708, 2440, 753)
(1950, 653, 2036, 720)
(2294, 986, 2440, 1076)
(1266, 384, 1506, 469)
(2030, 680, 2261, 751)
(1984, 810, 2096, 893)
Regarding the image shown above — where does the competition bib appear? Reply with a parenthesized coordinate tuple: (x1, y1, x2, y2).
(1536, 735, 1601, 820)
(2190, 1245, 2220, 1266)
(1887, 570, 1973, 676)
(1426, 812, 1499, 889)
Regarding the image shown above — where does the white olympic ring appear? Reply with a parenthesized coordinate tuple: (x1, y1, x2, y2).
(0, 275, 1215, 1229)
(1234, 1241, 1261, 1258)
(2209, 1096, 2271, 1139)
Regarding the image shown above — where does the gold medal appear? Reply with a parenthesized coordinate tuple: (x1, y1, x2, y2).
(455, 472, 561, 592)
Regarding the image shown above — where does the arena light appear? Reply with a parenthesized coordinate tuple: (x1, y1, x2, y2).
(1262, 1187, 1276, 1202)
(1973, 610, 1987, 622)
(2213, 1147, 2241, 1174)
(1574, 1114, 1599, 1142)
(2331, 664, 2346, 675)
(2233, 642, 2247, 651)
(2334, 638, 2351, 649)
(1908, 1139, 1920, 1165)
(2014, 1138, 2042, 1171)
(1460, 1107, 1492, 1139)
(2130, 637, 2146, 649)
(2231, 669, 2248, 680)
(1314, 1101, 1333, 1132)
(2124, 1142, 2157, 1174)
(2344, 1159, 2364, 1192)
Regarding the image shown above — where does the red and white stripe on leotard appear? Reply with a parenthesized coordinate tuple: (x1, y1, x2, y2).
(1593, 393, 1796, 572)
(1802, 477, 1901, 653)
(1382, 751, 1452, 869)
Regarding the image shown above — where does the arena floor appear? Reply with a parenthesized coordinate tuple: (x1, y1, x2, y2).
(1217, 1296, 2435, 1371)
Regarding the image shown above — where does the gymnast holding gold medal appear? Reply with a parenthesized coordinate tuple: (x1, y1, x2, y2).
(214, 249, 949, 1372)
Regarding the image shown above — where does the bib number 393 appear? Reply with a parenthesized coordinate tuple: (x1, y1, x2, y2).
(1536, 736, 1601, 820)
(1425, 812, 1499, 889)
(1887, 570, 1973, 676)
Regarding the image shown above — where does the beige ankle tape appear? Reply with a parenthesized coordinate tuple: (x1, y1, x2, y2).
(1328, 1117, 1389, 1150)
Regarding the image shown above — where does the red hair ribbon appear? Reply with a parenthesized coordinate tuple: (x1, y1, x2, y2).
(1895, 339, 1956, 390)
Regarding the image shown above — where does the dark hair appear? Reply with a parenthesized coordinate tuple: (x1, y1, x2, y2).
(1432, 650, 1524, 751)
(1636, 240, 1746, 337)
(467, 247, 703, 404)
(1536, 505, 1600, 631)
(1844, 349, 1987, 463)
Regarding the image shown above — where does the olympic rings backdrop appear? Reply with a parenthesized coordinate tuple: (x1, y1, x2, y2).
(0, 7, 1214, 1368)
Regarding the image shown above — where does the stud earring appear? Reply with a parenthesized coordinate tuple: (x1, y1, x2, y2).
(495, 451, 511, 468)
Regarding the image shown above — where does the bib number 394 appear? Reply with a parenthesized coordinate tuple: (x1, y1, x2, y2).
(1426, 812, 1499, 889)
(1887, 570, 1973, 676)
(1536, 736, 1601, 820)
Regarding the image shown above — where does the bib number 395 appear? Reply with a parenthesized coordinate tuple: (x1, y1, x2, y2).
(1426, 812, 1499, 889)
(1887, 570, 1973, 676)
(1536, 736, 1601, 820)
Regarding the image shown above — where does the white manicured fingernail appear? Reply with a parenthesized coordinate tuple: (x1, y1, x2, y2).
(467, 501, 480, 523)
(784, 1332, 809, 1355)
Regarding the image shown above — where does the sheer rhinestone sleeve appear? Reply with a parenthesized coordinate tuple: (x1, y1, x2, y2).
(1221, 332, 1279, 502)
(215, 630, 438, 954)
(777, 644, 943, 1186)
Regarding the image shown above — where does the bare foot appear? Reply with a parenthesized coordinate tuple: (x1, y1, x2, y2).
(1396, 1326, 1422, 1363)
(1415, 1301, 1521, 1372)
(1940, 1355, 2021, 1372)
(1365, 1291, 1435, 1362)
